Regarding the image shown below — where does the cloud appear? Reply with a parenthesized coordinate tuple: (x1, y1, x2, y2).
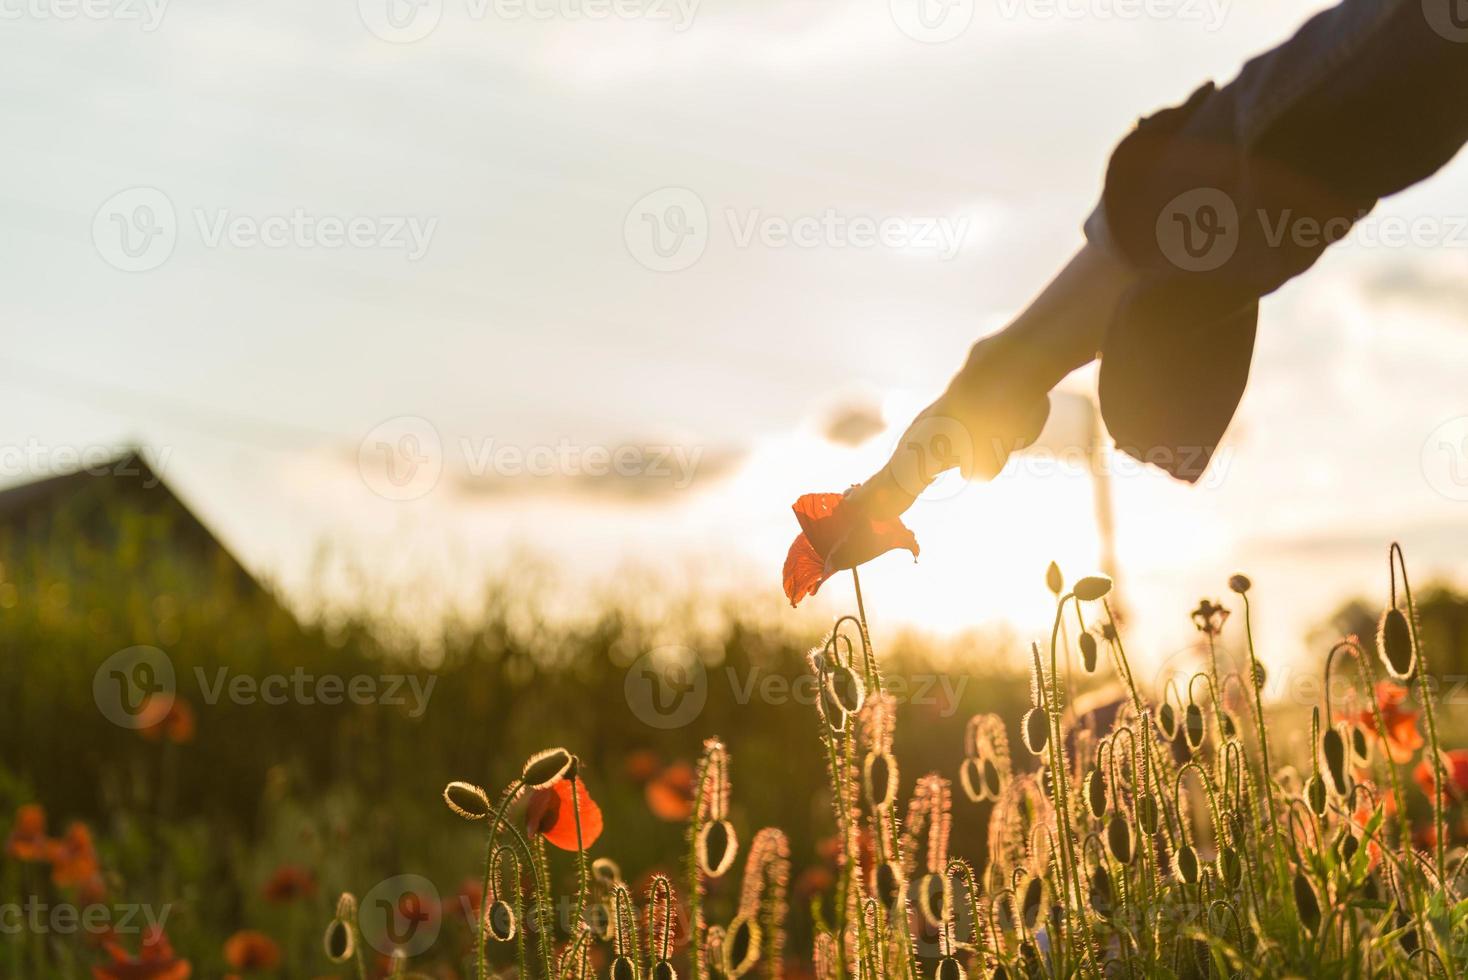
(822, 402, 885, 447)
(453, 443, 746, 502)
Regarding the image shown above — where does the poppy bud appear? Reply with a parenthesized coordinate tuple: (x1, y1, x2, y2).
(1106, 814, 1134, 864)
(864, 751, 898, 810)
(1395, 908, 1419, 954)
(1350, 725, 1370, 764)
(1217, 846, 1242, 889)
(1022, 707, 1049, 755)
(1175, 845, 1200, 884)
(611, 955, 638, 980)
(918, 872, 949, 928)
(1293, 871, 1321, 934)
(874, 861, 902, 910)
(1305, 774, 1327, 816)
(592, 857, 622, 885)
(1334, 830, 1359, 867)
(981, 756, 1002, 799)
(1378, 608, 1415, 680)
(653, 961, 678, 980)
(1322, 727, 1348, 796)
(1228, 574, 1251, 594)
(1019, 876, 1044, 931)
(1156, 703, 1178, 741)
(937, 956, 966, 980)
(958, 757, 984, 803)
(1073, 576, 1112, 602)
(1084, 766, 1107, 818)
(698, 819, 738, 878)
(1136, 794, 1159, 835)
(826, 664, 866, 715)
(323, 918, 354, 963)
(443, 781, 493, 820)
(522, 748, 574, 790)
(723, 916, 761, 979)
(485, 899, 516, 942)
(1079, 632, 1098, 673)
(1219, 711, 1237, 740)
(1183, 702, 1206, 750)
(1089, 866, 1112, 917)
(584, 901, 613, 940)
(1046, 561, 1064, 596)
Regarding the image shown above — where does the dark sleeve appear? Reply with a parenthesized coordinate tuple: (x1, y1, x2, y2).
(1087, 0, 1468, 482)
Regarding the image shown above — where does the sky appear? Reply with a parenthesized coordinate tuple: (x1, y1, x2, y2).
(3, 0, 1468, 680)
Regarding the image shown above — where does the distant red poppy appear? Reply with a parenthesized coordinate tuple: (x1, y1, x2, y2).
(624, 749, 662, 783)
(48, 822, 101, 890)
(1347, 682, 1423, 763)
(139, 697, 196, 745)
(262, 864, 317, 904)
(6, 804, 49, 862)
(222, 931, 281, 972)
(526, 777, 603, 851)
(1415, 749, 1468, 801)
(92, 926, 191, 980)
(645, 763, 695, 822)
(782, 492, 919, 607)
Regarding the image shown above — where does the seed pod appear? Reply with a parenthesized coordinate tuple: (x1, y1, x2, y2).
(1379, 608, 1414, 679)
(959, 757, 985, 802)
(1106, 814, 1134, 865)
(826, 664, 866, 715)
(723, 916, 761, 979)
(1022, 707, 1049, 755)
(1084, 766, 1107, 818)
(1183, 702, 1206, 750)
(1217, 846, 1242, 889)
(522, 748, 574, 789)
(698, 819, 739, 878)
(443, 781, 493, 820)
(917, 872, 949, 928)
(1305, 774, 1327, 817)
(874, 861, 902, 910)
(652, 962, 678, 980)
(1079, 632, 1098, 673)
(937, 956, 966, 980)
(1045, 561, 1063, 596)
(1136, 794, 1159, 835)
(323, 917, 354, 963)
(485, 899, 516, 942)
(1175, 844, 1200, 884)
(1322, 727, 1348, 795)
(1089, 866, 1113, 917)
(1157, 702, 1178, 741)
(864, 751, 898, 810)
(1019, 876, 1044, 931)
(611, 955, 638, 980)
(1073, 576, 1113, 601)
(1293, 871, 1321, 934)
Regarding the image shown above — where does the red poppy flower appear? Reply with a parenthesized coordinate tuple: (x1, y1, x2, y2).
(6, 804, 49, 862)
(222, 931, 281, 972)
(139, 697, 196, 745)
(48, 822, 101, 890)
(526, 776, 602, 851)
(261, 864, 317, 903)
(782, 492, 919, 607)
(1347, 682, 1423, 763)
(645, 763, 695, 822)
(92, 926, 191, 980)
(1415, 749, 1468, 801)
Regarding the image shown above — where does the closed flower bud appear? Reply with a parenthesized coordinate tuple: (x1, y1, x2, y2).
(1378, 608, 1415, 679)
(1085, 766, 1107, 818)
(1293, 870, 1322, 934)
(1045, 561, 1063, 596)
(1073, 576, 1113, 602)
(1183, 702, 1206, 750)
(1107, 814, 1134, 865)
(522, 748, 574, 789)
(1306, 774, 1327, 816)
(1228, 574, 1251, 594)
(1022, 707, 1049, 755)
(698, 819, 738, 878)
(485, 899, 516, 942)
(1079, 632, 1098, 673)
(443, 781, 493, 820)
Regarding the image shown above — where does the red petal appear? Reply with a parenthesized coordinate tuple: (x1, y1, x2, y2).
(822, 514, 919, 574)
(791, 493, 848, 556)
(783, 533, 830, 607)
(542, 779, 602, 851)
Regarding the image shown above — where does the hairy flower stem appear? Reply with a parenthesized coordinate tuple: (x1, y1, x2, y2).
(1042, 605, 1085, 976)
(687, 756, 712, 980)
(1392, 544, 1445, 889)
(1237, 593, 1286, 887)
(477, 780, 525, 980)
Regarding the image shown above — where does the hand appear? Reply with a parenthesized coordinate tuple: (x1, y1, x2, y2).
(845, 243, 1137, 521)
